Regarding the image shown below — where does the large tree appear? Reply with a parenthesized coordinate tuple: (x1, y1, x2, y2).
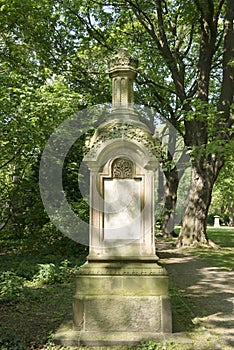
(87, 0, 233, 246)
(56, 0, 234, 246)
(118, 0, 233, 246)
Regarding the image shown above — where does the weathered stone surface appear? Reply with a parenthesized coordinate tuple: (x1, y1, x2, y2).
(82, 296, 161, 332)
(72, 261, 172, 338)
(84, 122, 162, 160)
(54, 326, 192, 347)
(75, 262, 169, 296)
(86, 146, 159, 259)
(55, 49, 172, 346)
(73, 292, 172, 333)
(104, 178, 141, 240)
(75, 274, 169, 296)
(77, 261, 166, 275)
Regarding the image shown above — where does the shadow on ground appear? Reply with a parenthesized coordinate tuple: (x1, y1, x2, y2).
(157, 242, 234, 350)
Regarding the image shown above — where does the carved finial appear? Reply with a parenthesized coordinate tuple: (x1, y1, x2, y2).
(108, 49, 138, 114)
(108, 48, 138, 73)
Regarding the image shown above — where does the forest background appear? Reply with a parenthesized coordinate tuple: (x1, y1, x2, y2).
(0, 0, 233, 249)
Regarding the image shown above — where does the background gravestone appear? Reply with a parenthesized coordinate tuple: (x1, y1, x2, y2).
(214, 215, 220, 228)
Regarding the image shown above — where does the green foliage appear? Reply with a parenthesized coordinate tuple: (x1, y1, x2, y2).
(0, 327, 26, 350)
(0, 73, 86, 239)
(0, 237, 87, 348)
(136, 341, 186, 350)
(32, 263, 57, 285)
(0, 271, 25, 302)
(209, 156, 234, 226)
(32, 259, 76, 285)
(137, 341, 164, 350)
(0, 0, 233, 246)
(0, 236, 87, 307)
(15, 260, 38, 280)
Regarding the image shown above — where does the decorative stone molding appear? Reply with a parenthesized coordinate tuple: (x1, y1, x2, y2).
(84, 122, 162, 160)
(77, 262, 167, 276)
(112, 158, 133, 179)
(108, 48, 138, 111)
(108, 48, 138, 72)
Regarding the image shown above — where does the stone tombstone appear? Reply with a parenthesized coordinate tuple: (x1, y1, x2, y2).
(56, 49, 172, 346)
(214, 215, 220, 228)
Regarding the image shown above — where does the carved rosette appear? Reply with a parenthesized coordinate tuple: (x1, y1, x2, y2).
(112, 158, 133, 179)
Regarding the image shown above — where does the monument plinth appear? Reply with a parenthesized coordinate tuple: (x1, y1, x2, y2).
(56, 49, 172, 346)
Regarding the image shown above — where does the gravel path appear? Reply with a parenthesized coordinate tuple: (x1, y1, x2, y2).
(157, 242, 234, 350)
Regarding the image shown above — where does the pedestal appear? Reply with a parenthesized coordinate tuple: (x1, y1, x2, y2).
(55, 260, 172, 346)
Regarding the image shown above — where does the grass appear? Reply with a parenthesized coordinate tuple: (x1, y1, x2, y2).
(0, 238, 88, 349)
(0, 227, 233, 349)
(190, 227, 234, 271)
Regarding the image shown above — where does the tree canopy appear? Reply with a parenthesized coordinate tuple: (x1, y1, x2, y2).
(0, 0, 233, 246)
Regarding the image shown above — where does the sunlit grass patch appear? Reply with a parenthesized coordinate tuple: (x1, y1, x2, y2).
(190, 227, 234, 271)
(191, 247, 233, 271)
(206, 226, 234, 248)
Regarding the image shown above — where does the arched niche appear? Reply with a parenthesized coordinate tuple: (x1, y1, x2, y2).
(85, 139, 159, 261)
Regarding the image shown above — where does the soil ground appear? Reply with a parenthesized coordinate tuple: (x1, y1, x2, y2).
(157, 240, 234, 350)
(0, 239, 233, 349)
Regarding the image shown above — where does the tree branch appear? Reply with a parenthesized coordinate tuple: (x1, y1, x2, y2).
(125, 0, 161, 46)
(0, 149, 22, 170)
(64, 3, 113, 50)
(182, 25, 195, 58)
(215, 0, 226, 25)
(0, 207, 12, 231)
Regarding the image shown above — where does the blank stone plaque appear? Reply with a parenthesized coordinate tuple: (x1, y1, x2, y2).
(104, 178, 141, 240)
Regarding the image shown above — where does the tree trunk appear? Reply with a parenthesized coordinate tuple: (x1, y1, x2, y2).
(161, 169, 179, 237)
(177, 159, 218, 247)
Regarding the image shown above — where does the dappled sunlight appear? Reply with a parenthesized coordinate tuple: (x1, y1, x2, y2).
(158, 242, 234, 349)
(187, 266, 234, 295)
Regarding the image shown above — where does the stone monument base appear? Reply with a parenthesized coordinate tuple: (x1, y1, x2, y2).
(55, 260, 172, 346)
(55, 329, 174, 347)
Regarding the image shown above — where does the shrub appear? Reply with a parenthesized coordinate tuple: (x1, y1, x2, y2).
(32, 259, 75, 285)
(32, 263, 58, 285)
(0, 326, 25, 350)
(16, 260, 38, 280)
(0, 271, 25, 302)
(137, 341, 178, 350)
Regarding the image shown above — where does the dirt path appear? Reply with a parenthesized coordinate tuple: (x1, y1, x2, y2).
(157, 241, 234, 350)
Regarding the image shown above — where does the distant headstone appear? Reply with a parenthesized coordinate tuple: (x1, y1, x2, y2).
(214, 215, 220, 228)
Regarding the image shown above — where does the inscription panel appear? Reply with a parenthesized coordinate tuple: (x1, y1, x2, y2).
(104, 178, 141, 240)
